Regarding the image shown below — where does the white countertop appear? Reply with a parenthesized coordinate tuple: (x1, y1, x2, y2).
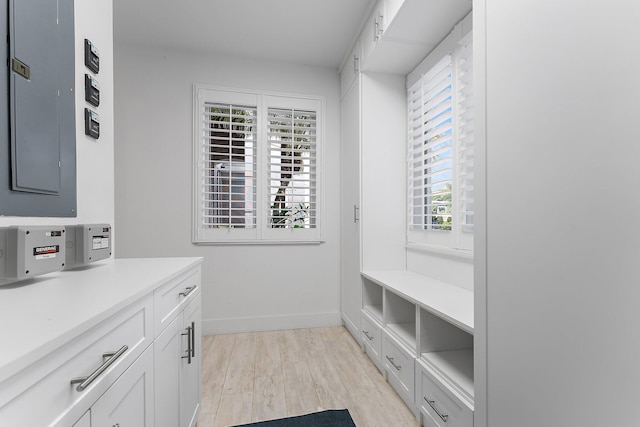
(361, 270, 474, 333)
(0, 257, 202, 384)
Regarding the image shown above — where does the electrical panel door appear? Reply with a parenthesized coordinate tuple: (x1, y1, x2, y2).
(0, 0, 76, 216)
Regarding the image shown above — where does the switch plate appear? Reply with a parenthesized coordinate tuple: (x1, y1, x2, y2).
(84, 108, 100, 139)
(84, 74, 100, 106)
(84, 39, 99, 73)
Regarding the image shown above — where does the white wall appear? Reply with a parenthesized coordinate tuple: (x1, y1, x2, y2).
(0, 1, 115, 239)
(478, 1, 640, 426)
(113, 45, 342, 334)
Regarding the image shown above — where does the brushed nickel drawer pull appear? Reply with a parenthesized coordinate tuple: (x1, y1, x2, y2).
(71, 345, 128, 392)
(363, 330, 373, 341)
(190, 321, 196, 357)
(179, 285, 197, 297)
(385, 355, 401, 371)
(182, 326, 192, 364)
(424, 397, 449, 422)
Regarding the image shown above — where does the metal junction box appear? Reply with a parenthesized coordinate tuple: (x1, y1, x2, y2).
(64, 224, 111, 270)
(0, 225, 66, 285)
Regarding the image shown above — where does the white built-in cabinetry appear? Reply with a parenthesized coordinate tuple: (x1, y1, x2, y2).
(339, 0, 473, 425)
(361, 271, 473, 426)
(0, 258, 202, 427)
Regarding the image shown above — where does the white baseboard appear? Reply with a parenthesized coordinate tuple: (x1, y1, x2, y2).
(201, 311, 342, 335)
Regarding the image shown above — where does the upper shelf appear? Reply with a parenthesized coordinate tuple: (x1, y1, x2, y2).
(359, 0, 472, 75)
(361, 269, 474, 334)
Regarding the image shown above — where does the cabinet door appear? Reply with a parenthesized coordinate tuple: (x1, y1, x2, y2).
(360, 0, 384, 69)
(340, 77, 362, 338)
(154, 316, 182, 427)
(91, 346, 154, 426)
(180, 295, 201, 427)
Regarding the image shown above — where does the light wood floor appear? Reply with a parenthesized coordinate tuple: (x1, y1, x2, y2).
(196, 326, 420, 427)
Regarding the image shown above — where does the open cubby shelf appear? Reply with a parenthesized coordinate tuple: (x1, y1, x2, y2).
(361, 269, 474, 408)
(422, 349, 474, 405)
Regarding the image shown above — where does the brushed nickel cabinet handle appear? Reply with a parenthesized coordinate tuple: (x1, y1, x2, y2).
(179, 285, 197, 297)
(70, 345, 128, 391)
(182, 326, 192, 364)
(190, 321, 196, 358)
(385, 355, 401, 371)
(424, 397, 449, 422)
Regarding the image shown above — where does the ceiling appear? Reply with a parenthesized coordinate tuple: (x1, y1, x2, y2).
(113, 0, 375, 68)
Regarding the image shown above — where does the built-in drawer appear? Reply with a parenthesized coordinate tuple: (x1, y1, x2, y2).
(361, 311, 382, 368)
(154, 267, 201, 336)
(382, 331, 415, 409)
(0, 294, 153, 427)
(418, 362, 473, 427)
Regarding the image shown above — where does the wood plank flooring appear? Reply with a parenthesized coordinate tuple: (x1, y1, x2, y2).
(197, 326, 420, 427)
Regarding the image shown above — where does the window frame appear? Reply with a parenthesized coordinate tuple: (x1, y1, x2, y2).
(406, 18, 473, 254)
(193, 85, 324, 244)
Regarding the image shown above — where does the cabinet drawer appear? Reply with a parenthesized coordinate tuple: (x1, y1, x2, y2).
(382, 332, 414, 408)
(0, 294, 153, 427)
(418, 363, 473, 427)
(361, 311, 382, 368)
(154, 267, 201, 336)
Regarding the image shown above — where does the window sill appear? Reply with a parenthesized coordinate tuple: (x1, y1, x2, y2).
(193, 239, 325, 246)
(406, 243, 473, 260)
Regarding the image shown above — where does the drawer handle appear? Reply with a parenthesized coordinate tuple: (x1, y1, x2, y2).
(385, 355, 401, 371)
(363, 330, 374, 341)
(179, 285, 197, 297)
(70, 345, 128, 392)
(424, 397, 449, 422)
(191, 321, 196, 358)
(182, 326, 192, 364)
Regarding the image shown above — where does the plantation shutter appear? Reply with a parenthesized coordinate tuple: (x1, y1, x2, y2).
(408, 54, 453, 231)
(201, 102, 257, 229)
(266, 107, 317, 229)
(456, 34, 474, 233)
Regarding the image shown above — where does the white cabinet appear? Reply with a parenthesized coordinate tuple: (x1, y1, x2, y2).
(0, 294, 153, 426)
(359, 0, 472, 74)
(181, 297, 202, 427)
(154, 316, 182, 426)
(417, 356, 473, 427)
(91, 345, 155, 426)
(339, 40, 361, 98)
(154, 284, 202, 427)
(382, 331, 415, 411)
(339, 68, 362, 338)
(0, 258, 203, 427)
(361, 311, 382, 371)
(360, 271, 474, 424)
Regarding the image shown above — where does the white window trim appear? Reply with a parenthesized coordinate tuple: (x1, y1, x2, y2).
(192, 85, 325, 244)
(406, 13, 473, 256)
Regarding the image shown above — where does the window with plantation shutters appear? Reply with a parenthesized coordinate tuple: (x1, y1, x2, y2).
(202, 102, 257, 229)
(193, 86, 323, 243)
(408, 54, 454, 233)
(407, 24, 473, 252)
(267, 107, 317, 229)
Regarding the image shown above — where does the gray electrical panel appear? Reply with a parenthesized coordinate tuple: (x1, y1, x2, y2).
(64, 224, 112, 270)
(0, 0, 77, 217)
(0, 226, 67, 286)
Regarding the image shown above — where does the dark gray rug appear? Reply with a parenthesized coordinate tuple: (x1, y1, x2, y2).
(233, 409, 356, 426)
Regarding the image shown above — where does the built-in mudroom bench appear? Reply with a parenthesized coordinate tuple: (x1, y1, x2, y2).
(0, 257, 202, 427)
(361, 270, 473, 427)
